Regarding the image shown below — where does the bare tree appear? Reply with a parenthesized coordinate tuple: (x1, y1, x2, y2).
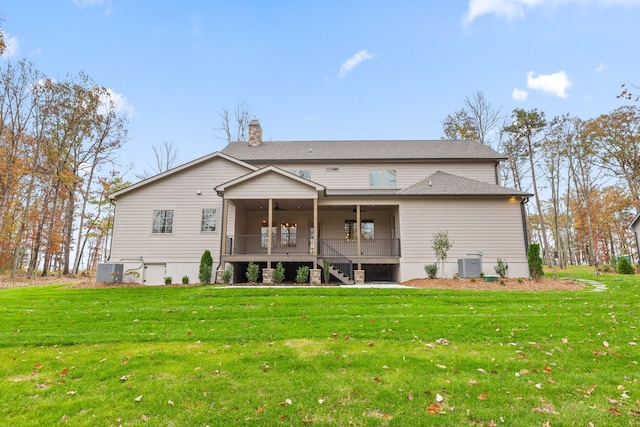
(441, 91, 503, 147)
(136, 141, 179, 180)
(214, 100, 252, 143)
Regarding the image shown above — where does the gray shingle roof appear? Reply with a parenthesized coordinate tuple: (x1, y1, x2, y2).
(396, 171, 531, 197)
(221, 140, 505, 162)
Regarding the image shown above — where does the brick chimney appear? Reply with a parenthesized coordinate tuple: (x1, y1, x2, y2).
(248, 119, 262, 146)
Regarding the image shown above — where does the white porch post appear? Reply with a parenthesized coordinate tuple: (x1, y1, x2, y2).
(267, 198, 273, 268)
(313, 198, 318, 256)
(356, 204, 361, 270)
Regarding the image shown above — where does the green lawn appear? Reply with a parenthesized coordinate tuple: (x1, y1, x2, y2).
(1, 267, 639, 426)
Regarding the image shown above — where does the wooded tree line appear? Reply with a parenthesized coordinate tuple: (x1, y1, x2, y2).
(0, 59, 129, 277)
(443, 92, 640, 268)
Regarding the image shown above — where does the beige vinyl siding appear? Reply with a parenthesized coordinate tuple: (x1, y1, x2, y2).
(398, 197, 528, 280)
(250, 161, 497, 189)
(224, 171, 318, 199)
(110, 157, 251, 265)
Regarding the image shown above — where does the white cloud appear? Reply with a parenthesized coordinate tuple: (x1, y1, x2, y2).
(99, 88, 135, 117)
(595, 62, 608, 72)
(339, 49, 376, 78)
(1, 33, 19, 58)
(512, 88, 529, 101)
(526, 70, 573, 98)
(464, 0, 639, 25)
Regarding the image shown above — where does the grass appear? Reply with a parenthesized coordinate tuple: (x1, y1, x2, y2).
(0, 267, 639, 426)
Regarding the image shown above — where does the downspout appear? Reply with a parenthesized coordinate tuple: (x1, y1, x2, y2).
(215, 190, 225, 276)
(107, 198, 116, 261)
(494, 161, 500, 185)
(520, 197, 530, 252)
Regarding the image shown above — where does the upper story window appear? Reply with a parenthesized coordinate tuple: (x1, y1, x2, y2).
(288, 170, 311, 180)
(369, 169, 396, 187)
(152, 210, 174, 234)
(201, 208, 216, 232)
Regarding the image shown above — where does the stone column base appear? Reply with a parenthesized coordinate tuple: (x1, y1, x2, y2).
(262, 268, 274, 284)
(354, 269, 365, 284)
(310, 269, 321, 285)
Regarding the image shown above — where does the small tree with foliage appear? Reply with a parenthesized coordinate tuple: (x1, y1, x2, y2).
(527, 243, 544, 281)
(221, 265, 233, 284)
(617, 256, 635, 275)
(246, 262, 260, 283)
(494, 258, 509, 278)
(199, 249, 213, 284)
(272, 262, 285, 284)
(323, 259, 331, 284)
(432, 231, 453, 277)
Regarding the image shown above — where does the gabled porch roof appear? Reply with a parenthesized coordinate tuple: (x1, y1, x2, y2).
(215, 165, 325, 195)
(396, 171, 532, 197)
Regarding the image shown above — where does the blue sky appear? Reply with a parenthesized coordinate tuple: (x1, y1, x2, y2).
(1, 0, 639, 179)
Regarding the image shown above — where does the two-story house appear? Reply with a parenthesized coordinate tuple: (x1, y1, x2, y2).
(107, 120, 531, 285)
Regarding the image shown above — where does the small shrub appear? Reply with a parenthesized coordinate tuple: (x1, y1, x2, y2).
(272, 262, 285, 284)
(323, 259, 331, 284)
(601, 264, 612, 273)
(527, 243, 544, 281)
(424, 263, 438, 279)
(617, 256, 635, 275)
(181, 275, 189, 284)
(222, 265, 233, 284)
(125, 270, 140, 283)
(494, 258, 509, 278)
(246, 262, 260, 283)
(470, 277, 476, 283)
(453, 274, 459, 280)
(500, 279, 505, 286)
(164, 276, 172, 285)
(296, 266, 310, 283)
(199, 250, 213, 284)
(479, 272, 485, 278)
(517, 277, 523, 284)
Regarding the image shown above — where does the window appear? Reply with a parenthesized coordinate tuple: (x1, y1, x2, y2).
(152, 210, 174, 233)
(369, 170, 396, 187)
(281, 221, 297, 247)
(201, 208, 216, 232)
(288, 170, 311, 180)
(261, 226, 276, 248)
(344, 220, 374, 240)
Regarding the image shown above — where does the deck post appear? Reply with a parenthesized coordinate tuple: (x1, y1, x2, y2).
(356, 204, 362, 270)
(267, 198, 273, 268)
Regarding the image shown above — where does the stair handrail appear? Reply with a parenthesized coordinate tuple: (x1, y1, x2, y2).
(318, 239, 353, 281)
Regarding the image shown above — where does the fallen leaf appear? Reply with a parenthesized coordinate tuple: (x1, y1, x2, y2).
(603, 341, 609, 348)
(168, 400, 174, 406)
(61, 415, 68, 423)
(435, 364, 447, 369)
(300, 420, 313, 424)
(478, 394, 488, 400)
(318, 399, 324, 404)
(135, 395, 143, 402)
(585, 386, 596, 395)
(59, 368, 69, 377)
(66, 391, 76, 396)
(256, 407, 264, 413)
(407, 394, 414, 401)
(629, 409, 640, 416)
(543, 366, 552, 373)
(427, 403, 442, 414)
(367, 342, 375, 347)
(467, 380, 478, 386)
(629, 342, 638, 346)
(561, 337, 568, 344)
(279, 398, 292, 406)
(609, 407, 622, 415)
(542, 421, 551, 427)
(34, 363, 43, 369)
(140, 414, 149, 421)
(477, 368, 487, 374)
(436, 394, 444, 403)
(488, 421, 497, 427)
(382, 413, 393, 420)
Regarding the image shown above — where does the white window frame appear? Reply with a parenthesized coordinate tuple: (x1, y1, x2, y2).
(201, 208, 217, 232)
(152, 210, 174, 234)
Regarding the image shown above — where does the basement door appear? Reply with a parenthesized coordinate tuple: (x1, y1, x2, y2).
(143, 263, 166, 285)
